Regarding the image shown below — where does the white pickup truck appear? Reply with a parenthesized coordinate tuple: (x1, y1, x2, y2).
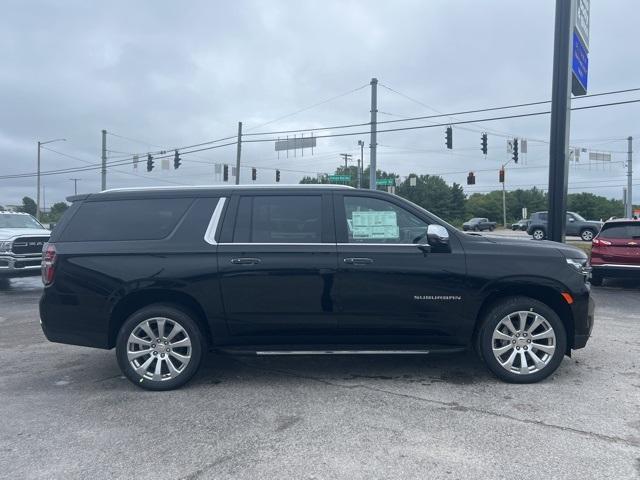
(0, 212, 50, 277)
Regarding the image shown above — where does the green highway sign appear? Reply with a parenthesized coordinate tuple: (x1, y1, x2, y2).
(376, 178, 395, 186)
(328, 175, 351, 183)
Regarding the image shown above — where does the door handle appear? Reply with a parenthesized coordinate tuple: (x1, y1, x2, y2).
(230, 257, 262, 265)
(343, 257, 374, 265)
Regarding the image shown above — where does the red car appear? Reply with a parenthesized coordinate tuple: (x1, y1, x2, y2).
(589, 219, 640, 285)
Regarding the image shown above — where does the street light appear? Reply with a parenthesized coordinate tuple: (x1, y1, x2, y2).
(37, 138, 66, 221)
(357, 140, 365, 189)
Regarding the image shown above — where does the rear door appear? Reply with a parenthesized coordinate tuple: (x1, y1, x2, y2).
(596, 222, 640, 263)
(217, 192, 338, 337)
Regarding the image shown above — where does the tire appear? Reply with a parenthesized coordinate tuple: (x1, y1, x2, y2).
(477, 296, 567, 384)
(531, 228, 545, 240)
(116, 304, 205, 391)
(490, 226, 495, 231)
(474, 226, 480, 232)
(580, 229, 596, 242)
(590, 273, 603, 286)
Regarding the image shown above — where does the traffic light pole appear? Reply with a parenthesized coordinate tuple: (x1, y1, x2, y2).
(235, 121, 242, 185)
(547, 0, 576, 242)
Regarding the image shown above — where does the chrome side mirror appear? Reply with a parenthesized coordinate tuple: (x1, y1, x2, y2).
(426, 224, 450, 247)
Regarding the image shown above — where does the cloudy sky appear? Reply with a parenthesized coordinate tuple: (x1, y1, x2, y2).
(1, 0, 639, 209)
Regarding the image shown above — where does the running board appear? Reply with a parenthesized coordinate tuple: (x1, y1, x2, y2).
(255, 349, 432, 355)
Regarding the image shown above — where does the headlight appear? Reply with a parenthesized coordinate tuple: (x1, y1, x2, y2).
(0, 240, 12, 253)
(566, 257, 589, 275)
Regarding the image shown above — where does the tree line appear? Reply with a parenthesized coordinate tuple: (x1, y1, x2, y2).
(0, 197, 69, 224)
(300, 165, 626, 226)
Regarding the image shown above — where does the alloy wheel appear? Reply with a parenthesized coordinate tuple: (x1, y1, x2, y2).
(126, 317, 192, 381)
(491, 311, 556, 375)
(532, 230, 545, 240)
(581, 230, 594, 241)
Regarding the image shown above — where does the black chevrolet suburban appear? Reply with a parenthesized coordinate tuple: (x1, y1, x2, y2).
(39, 185, 594, 390)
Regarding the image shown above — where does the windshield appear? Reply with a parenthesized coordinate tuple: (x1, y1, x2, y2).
(469, 218, 481, 222)
(0, 214, 45, 229)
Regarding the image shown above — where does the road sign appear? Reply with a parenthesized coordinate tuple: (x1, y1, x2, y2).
(376, 178, 395, 186)
(572, 30, 588, 96)
(328, 174, 351, 183)
(275, 136, 317, 151)
(575, 0, 590, 48)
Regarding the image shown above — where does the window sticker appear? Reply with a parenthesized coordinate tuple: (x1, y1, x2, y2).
(351, 211, 399, 239)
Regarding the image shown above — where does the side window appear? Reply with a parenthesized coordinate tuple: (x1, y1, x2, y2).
(539, 213, 548, 221)
(59, 198, 193, 241)
(233, 195, 323, 243)
(343, 196, 429, 244)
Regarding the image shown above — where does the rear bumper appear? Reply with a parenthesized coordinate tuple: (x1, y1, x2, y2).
(0, 254, 42, 277)
(591, 263, 640, 278)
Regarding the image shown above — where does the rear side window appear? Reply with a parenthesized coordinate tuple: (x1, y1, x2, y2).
(59, 198, 192, 241)
(538, 213, 548, 221)
(233, 195, 322, 243)
(599, 223, 640, 239)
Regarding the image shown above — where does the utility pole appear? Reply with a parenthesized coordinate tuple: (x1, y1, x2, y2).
(36, 138, 66, 221)
(235, 121, 242, 185)
(339, 153, 352, 171)
(626, 136, 633, 217)
(547, 0, 576, 242)
(623, 187, 628, 216)
(101, 129, 107, 191)
(369, 78, 378, 191)
(502, 178, 507, 228)
(357, 140, 364, 189)
(69, 178, 81, 195)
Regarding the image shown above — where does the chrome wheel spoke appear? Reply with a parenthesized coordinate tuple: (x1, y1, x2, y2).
(519, 351, 529, 374)
(501, 350, 518, 369)
(166, 357, 181, 377)
(492, 330, 512, 342)
(531, 343, 555, 355)
(127, 349, 151, 361)
(528, 350, 546, 370)
(167, 324, 185, 342)
(502, 316, 517, 334)
(492, 343, 514, 356)
(531, 329, 554, 341)
(134, 355, 154, 375)
(518, 312, 528, 331)
(169, 350, 189, 364)
(153, 357, 163, 381)
(526, 315, 544, 334)
(156, 318, 166, 340)
(140, 322, 155, 341)
(130, 334, 152, 347)
(170, 337, 191, 349)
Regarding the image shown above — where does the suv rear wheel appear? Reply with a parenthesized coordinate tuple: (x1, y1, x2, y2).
(477, 296, 566, 383)
(531, 228, 546, 240)
(116, 304, 204, 391)
(580, 229, 596, 242)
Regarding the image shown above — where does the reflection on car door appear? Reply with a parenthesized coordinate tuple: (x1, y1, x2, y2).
(217, 193, 338, 337)
(333, 193, 467, 344)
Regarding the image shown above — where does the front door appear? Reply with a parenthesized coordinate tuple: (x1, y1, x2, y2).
(333, 193, 467, 344)
(217, 193, 338, 337)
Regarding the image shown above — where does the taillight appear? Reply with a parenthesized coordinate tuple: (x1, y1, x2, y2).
(592, 238, 611, 246)
(42, 243, 57, 285)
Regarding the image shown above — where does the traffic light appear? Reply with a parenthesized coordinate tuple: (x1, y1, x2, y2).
(275, 169, 281, 183)
(445, 126, 453, 149)
(481, 133, 488, 155)
(223, 164, 229, 182)
(251, 167, 257, 181)
(499, 168, 505, 183)
(173, 150, 181, 169)
(512, 138, 519, 163)
(146, 154, 154, 172)
(467, 171, 475, 185)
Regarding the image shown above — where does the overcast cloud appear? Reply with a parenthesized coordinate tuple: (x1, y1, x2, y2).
(1, 0, 639, 208)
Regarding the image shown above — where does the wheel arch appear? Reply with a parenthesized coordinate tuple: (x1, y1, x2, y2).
(108, 289, 213, 349)
(471, 283, 574, 354)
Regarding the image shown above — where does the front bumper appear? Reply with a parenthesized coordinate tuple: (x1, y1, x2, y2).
(0, 254, 42, 277)
(571, 293, 594, 350)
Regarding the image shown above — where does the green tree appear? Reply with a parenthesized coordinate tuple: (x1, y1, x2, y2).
(18, 196, 37, 216)
(568, 193, 623, 220)
(47, 202, 69, 223)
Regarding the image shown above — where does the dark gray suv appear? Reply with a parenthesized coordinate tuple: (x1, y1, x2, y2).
(527, 211, 603, 241)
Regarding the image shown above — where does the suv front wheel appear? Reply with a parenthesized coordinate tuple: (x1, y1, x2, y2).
(116, 304, 204, 391)
(477, 296, 566, 383)
(580, 229, 596, 242)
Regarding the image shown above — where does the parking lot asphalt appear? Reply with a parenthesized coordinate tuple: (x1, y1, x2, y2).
(1, 276, 639, 480)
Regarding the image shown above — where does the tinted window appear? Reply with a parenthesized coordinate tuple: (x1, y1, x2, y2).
(60, 198, 192, 241)
(233, 195, 322, 243)
(344, 196, 428, 244)
(600, 223, 640, 239)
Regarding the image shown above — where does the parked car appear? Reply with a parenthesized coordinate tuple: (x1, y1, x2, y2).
(40, 185, 594, 390)
(462, 217, 496, 232)
(511, 219, 530, 231)
(0, 211, 50, 277)
(527, 211, 603, 241)
(589, 219, 640, 285)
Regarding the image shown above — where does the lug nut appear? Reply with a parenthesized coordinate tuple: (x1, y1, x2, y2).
(516, 347, 520, 350)
(152, 351, 157, 356)
(523, 333, 527, 337)
(524, 346, 528, 350)
(166, 348, 171, 352)
(527, 339, 531, 343)
(164, 341, 168, 345)
(512, 340, 516, 344)
(515, 333, 520, 337)
(151, 344, 156, 348)
(160, 353, 165, 358)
